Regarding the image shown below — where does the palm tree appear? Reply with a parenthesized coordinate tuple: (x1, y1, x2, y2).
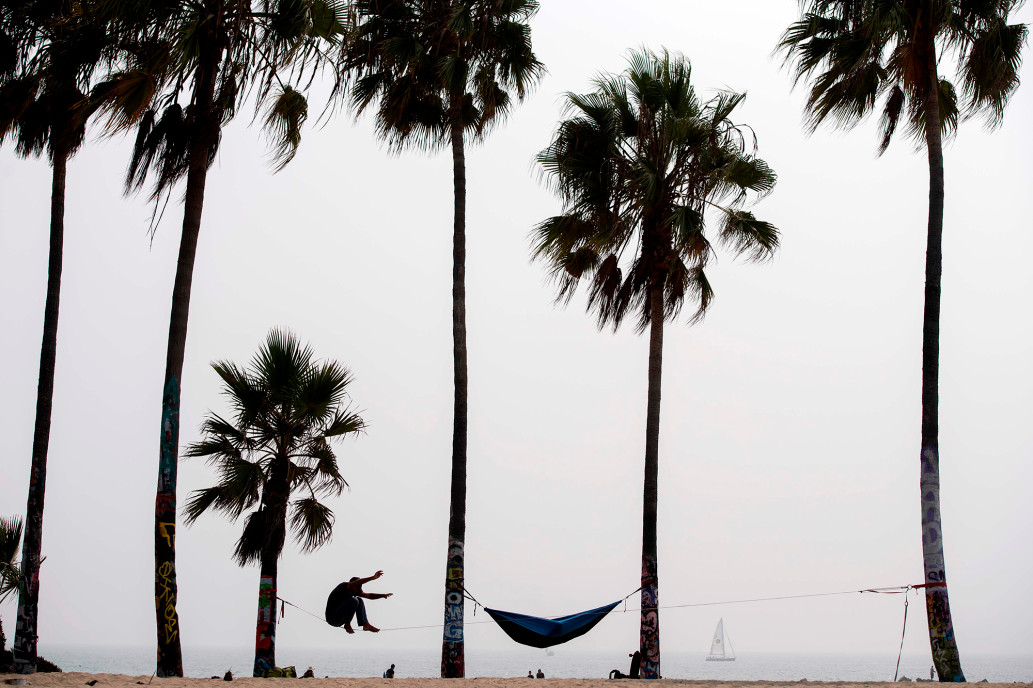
(340, 0, 543, 676)
(1, 515, 23, 672)
(96, 0, 347, 675)
(0, 1, 113, 673)
(778, 2, 1027, 680)
(533, 49, 778, 679)
(183, 329, 365, 677)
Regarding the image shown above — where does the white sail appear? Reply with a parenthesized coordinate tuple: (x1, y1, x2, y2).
(706, 618, 736, 661)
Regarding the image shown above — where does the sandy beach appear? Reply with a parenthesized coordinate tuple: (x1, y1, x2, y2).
(3, 674, 1030, 688)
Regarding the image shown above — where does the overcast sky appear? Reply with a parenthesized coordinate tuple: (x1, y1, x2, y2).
(2, 0, 1032, 670)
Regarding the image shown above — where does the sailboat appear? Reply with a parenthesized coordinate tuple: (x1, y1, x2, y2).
(705, 618, 736, 661)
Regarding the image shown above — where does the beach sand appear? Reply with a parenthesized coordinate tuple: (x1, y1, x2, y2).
(3, 674, 1030, 688)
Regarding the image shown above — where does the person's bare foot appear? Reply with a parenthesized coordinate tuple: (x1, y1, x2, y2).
(344, 623, 355, 634)
(362, 623, 380, 633)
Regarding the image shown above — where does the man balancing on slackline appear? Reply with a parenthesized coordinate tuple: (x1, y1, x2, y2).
(325, 570, 393, 633)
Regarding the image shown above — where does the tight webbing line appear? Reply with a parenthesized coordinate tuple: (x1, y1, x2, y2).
(274, 583, 924, 634)
(620, 584, 913, 613)
(276, 596, 326, 623)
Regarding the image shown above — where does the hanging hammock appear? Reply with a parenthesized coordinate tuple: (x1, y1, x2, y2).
(483, 600, 622, 649)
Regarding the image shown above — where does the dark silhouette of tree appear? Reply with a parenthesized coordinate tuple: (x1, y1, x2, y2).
(340, 0, 543, 675)
(780, 2, 1027, 679)
(1, 1, 112, 672)
(99, 0, 347, 674)
(184, 329, 365, 677)
(534, 49, 779, 679)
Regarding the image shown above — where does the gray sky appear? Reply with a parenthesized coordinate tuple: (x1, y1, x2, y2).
(2, 0, 1032, 665)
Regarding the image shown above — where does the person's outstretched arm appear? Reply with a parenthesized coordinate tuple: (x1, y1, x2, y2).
(355, 570, 385, 586)
(359, 591, 394, 600)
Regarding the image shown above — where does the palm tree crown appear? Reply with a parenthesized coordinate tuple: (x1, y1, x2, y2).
(535, 49, 778, 329)
(343, 0, 544, 149)
(779, 0, 1027, 152)
(185, 329, 365, 676)
(534, 49, 779, 680)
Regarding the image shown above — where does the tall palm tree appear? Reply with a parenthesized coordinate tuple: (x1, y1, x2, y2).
(340, 0, 543, 676)
(183, 329, 365, 677)
(98, 0, 347, 675)
(534, 49, 778, 679)
(0, 1, 112, 673)
(779, 3, 1026, 680)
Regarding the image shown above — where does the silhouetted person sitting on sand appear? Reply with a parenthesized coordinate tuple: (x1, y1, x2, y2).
(536, 669, 545, 678)
(383, 664, 395, 678)
(609, 650, 641, 679)
(325, 570, 393, 633)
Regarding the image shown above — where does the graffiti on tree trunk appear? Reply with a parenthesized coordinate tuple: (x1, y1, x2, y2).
(640, 555, 659, 679)
(12, 566, 39, 674)
(155, 377, 183, 677)
(254, 575, 276, 677)
(441, 537, 465, 678)
(920, 446, 964, 682)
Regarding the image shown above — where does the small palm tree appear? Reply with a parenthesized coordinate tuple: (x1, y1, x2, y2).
(0, 515, 23, 605)
(779, 2, 1027, 680)
(0, 515, 23, 671)
(534, 49, 778, 679)
(96, 0, 347, 675)
(341, 0, 543, 676)
(184, 329, 366, 678)
(1, 0, 114, 674)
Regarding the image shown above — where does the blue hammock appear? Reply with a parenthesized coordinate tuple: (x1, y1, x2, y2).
(484, 601, 622, 649)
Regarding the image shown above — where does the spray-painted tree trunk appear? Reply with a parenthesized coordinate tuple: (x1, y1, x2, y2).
(441, 106, 467, 679)
(639, 287, 663, 679)
(917, 19, 964, 682)
(253, 455, 289, 677)
(254, 562, 279, 676)
(12, 149, 67, 675)
(154, 53, 219, 679)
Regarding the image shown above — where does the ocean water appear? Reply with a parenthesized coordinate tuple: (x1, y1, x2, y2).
(38, 646, 1032, 682)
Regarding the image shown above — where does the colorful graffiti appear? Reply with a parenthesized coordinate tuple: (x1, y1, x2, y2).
(254, 575, 277, 677)
(155, 377, 183, 678)
(440, 537, 465, 678)
(920, 445, 964, 682)
(640, 556, 659, 679)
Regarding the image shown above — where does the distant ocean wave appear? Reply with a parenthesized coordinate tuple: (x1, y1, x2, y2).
(38, 646, 1032, 682)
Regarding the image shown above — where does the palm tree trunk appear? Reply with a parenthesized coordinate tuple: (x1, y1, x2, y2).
(154, 54, 220, 679)
(639, 285, 664, 680)
(253, 454, 289, 677)
(12, 148, 68, 675)
(441, 103, 467, 679)
(253, 553, 279, 676)
(917, 14, 964, 682)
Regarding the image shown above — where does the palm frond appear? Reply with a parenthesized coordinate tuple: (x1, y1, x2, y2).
(960, 17, 1027, 125)
(289, 498, 334, 553)
(263, 84, 308, 171)
(719, 209, 781, 263)
(0, 515, 23, 565)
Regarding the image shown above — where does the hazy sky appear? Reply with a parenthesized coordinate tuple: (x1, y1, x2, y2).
(2, 0, 1032, 671)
